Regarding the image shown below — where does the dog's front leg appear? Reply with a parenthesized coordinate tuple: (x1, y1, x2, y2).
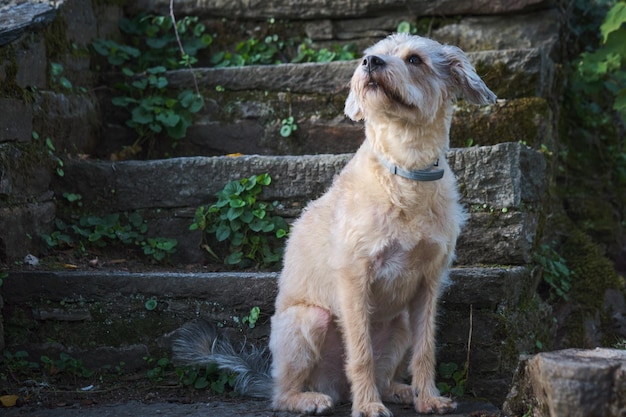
(409, 277, 457, 414)
(337, 267, 392, 417)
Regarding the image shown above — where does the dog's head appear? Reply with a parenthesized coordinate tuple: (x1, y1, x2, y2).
(344, 33, 496, 123)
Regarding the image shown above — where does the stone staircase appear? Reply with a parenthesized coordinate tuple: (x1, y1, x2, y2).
(1, 0, 564, 409)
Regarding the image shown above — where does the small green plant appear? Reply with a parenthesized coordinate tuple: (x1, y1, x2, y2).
(212, 34, 286, 67)
(63, 192, 83, 207)
(436, 361, 467, 397)
(41, 212, 177, 263)
(3, 351, 40, 376)
(102, 361, 126, 376)
(242, 306, 261, 329)
(144, 356, 172, 382)
(522, 405, 534, 417)
(534, 244, 573, 301)
(50, 62, 73, 91)
(142, 237, 178, 261)
(92, 13, 209, 156)
(0, 271, 7, 288)
(397, 20, 418, 34)
(177, 363, 236, 393)
(190, 173, 289, 268)
(41, 353, 94, 379)
(145, 297, 158, 311)
(280, 116, 298, 137)
(291, 39, 356, 63)
(33, 132, 64, 177)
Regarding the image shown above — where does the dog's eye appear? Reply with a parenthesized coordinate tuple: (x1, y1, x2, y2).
(407, 55, 423, 65)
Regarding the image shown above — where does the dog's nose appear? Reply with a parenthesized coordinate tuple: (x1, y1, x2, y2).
(362, 55, 385, 72)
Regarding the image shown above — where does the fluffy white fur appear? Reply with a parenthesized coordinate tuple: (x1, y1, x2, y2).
(172, 33, 496, 417)
(270, 33, 496, 417)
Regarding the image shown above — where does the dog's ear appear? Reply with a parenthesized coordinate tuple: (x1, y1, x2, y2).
(442, 45, 497, 106)
(344, 89, 364, 121)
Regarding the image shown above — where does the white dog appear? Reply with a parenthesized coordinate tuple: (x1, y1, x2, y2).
(174, 33, 496, 417)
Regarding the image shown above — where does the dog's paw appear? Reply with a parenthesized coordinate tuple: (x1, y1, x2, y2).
(274, 392, 334, 415)
(415, 395, 456, 414)
(381, 382, 414, 405)
(352, 401, 393, 417)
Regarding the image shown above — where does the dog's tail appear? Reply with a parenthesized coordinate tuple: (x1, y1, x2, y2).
(172, 319, 272, 398)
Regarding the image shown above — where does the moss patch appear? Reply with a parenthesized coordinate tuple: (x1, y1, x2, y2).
(564, 229, 623, 310)
(451, 97, 552, 148)
(474, 61, 540, 99)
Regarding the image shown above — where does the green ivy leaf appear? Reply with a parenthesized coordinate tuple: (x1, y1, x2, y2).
(156, 110, 181, 127)
(145, 298, 158, 311)
(215, 224, 231, 242)
(601, 2, 626, 43)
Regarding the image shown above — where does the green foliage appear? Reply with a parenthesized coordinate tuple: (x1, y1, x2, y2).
(212, 34, 285, 67)
(144, 356, 172, 382)
(574, 1, 626, 120)
(50, 62, 73, 91)
(242, 306, 261, 329)
(190, 173, 289, 268)
(533, 244, 573, 302)
(211, 33, 355, 67)
(33, 131, 64, 177)
(41, 353, 94, 378)
(144, 297, 158, 311)
(177, 363, 236, 393)
(0, 270, 6, 288)
(92, 13, 209, 152)
(436, 362, 466, 397)
(279, 116, 298, 137)
(3, 351, 40, 376)
(562, 0, 626, 281)
(41, 211, 177, 263)
(291, 39, 356, 63)
(397, 21, 417, 34)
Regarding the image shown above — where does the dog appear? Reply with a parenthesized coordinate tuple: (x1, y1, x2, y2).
(173, 33, 496, 417)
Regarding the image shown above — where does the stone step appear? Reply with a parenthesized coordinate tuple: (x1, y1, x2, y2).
(3, 265, 549, 404)
(135, 0, 552, 21)
(54, 142, 547, 265)
(167, 47, 554, 99)
(0, 2, 58, 46)
(109, 49, 556, 159)
(502, 348, 626, 417)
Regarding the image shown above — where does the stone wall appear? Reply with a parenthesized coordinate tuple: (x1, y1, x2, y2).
(0, 0, 570, 407)
(0, 0, 110, 263)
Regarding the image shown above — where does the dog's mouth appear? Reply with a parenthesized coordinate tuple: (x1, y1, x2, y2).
(364, 76, 413, 109)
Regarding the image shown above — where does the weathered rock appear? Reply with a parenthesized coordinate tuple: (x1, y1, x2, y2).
(33, 92, 101, 155)
(456, 211, 539, 265)
(0, 98, 33, 142)
(0, 2, 58, 47)
(0, 201, 56, 262)
(57, 142, 545, 212)
(0, 143, 53, 203)
(164, 92, 548, 158)
(167, 60, 355, 94)
(53, 143, 545, 264)
(449, 142, 547, 208)
(503, 348, 626, 417)
(472, 48, 555, 99)
(3, 266, 540, 405)
(135, 0, 552, 20)
(450, 97, 554, 149)
(14, 38, 48, 89)
(168, 48, 553, 99)
(432, 8, 561, 55)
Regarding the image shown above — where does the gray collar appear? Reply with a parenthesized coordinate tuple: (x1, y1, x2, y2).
(376, 154, 444, 181)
